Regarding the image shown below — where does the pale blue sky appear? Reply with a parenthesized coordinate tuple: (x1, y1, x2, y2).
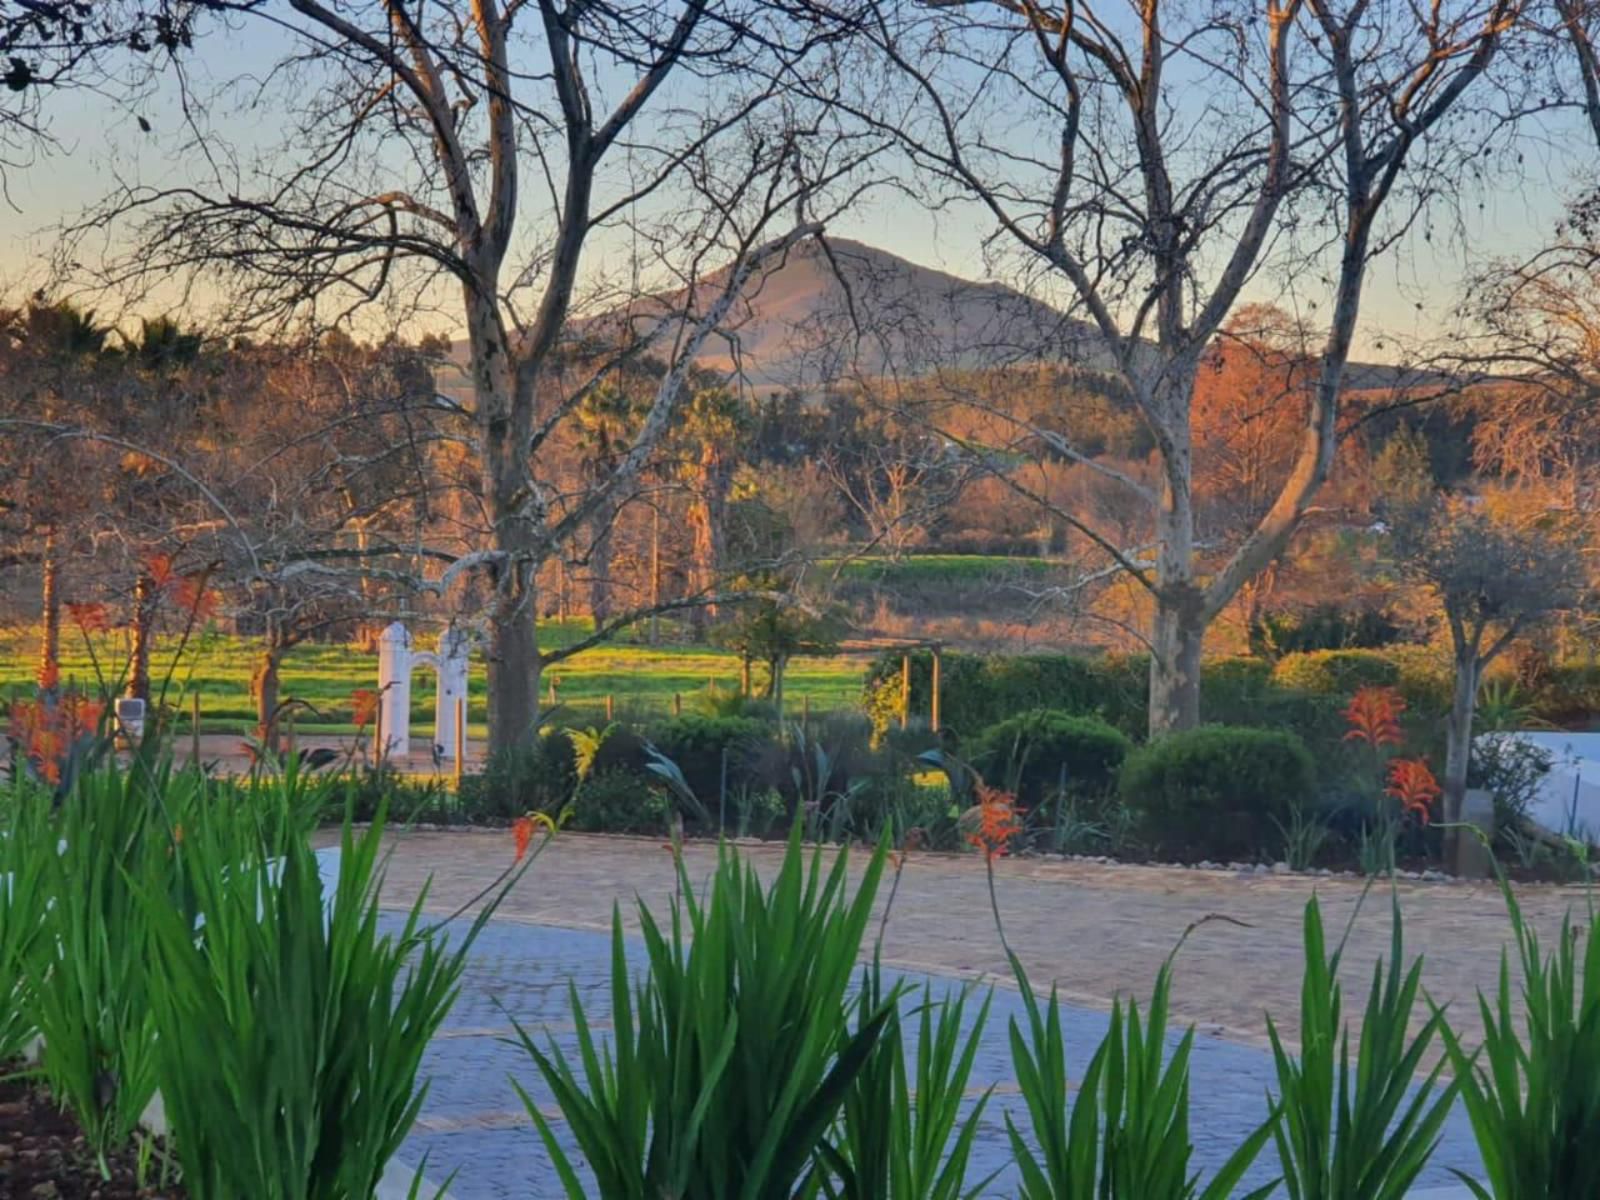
(0, 14, 1583, 363)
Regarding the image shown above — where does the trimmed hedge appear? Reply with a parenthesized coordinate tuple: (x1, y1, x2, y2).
(1120, 726, 1315, 861)
(970, 709, 1131, 807)
(1270, 650, 1401, 696)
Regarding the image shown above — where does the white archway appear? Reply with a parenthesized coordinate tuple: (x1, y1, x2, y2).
(376, 622, 470, 761)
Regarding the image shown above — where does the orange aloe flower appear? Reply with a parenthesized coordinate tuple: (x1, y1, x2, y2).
(964, 783, 1025, 861)
(1386, 758, 1442, 824)
(513, 816, 535, 863)
(35, 658, 60, 691)
(351, 688, 380, 729)
(1342, 686, 1406, 748)
(66, 601, 111, 634)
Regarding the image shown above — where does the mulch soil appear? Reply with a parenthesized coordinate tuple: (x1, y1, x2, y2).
(0, 1063, 183, 1199)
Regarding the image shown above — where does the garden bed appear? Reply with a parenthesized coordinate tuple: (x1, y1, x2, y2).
(0, 1062, 182, 1200)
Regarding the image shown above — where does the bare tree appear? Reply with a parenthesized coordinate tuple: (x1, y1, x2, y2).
(847, 0, 1520, 732)
(73, 1, 877, 755)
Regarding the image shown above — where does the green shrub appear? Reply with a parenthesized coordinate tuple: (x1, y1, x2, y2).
(1120, 726, 1315, 861)
(1271, 650, 1401, 696)
(647, 714, 771, 806)
(1469, 735, 1553, 841)
(1251, 604, 1406, 656)
(863, 650, 1147, 741)
(971, 709, 1131, 807)
(568, 767, 668, 834)
(1528, 662, 1600, 728)
(458, 728, 577, 820)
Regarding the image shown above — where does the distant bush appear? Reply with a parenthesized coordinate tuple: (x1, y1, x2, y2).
(1271, 650, 1401, 696)
(1121, 726, 1315, 861)
(971, 709, 1131, 808)
(648, 715, 771, 807)
(1469, 735, 1554, 839)
(1251, 604, 1406, 656)
(567, 767, 667, 834)
(458, 729, 577, 821)
(1528, 663, 1600, 729)
(862, 649, 1145, 741)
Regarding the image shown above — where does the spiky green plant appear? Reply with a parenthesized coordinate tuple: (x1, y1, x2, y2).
(816, 963, 997, 1199)
(0, 774, 54, 1062)
(1439, 885, 1600, 1199)
(516, 828, 892, 1199)
(22, 764, 168, 1168)
(142, 795, 508, 1200)
(1006, 954, 1277, 1200)
(1267, 893, 1455, 1200)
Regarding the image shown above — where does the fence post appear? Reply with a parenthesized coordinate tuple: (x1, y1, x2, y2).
(900, 654, 910, 730)
(605, 693, 614, 721)
(673, 692, 683, 716)
(454, 696, 465, 792)
(930, 646, 942, 733)
(548, 677, 558, 706)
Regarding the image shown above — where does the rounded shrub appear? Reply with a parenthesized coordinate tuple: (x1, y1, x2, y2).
(568, 767, 668, 834)
(1271, 649, 1400, 696)
(1120, 726, 1315, 861)
(971, 709, 1131, 807)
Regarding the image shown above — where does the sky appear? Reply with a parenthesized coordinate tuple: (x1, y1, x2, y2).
(0, 8, 1586, 364)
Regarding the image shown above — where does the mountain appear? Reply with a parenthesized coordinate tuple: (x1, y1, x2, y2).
(443, 237, 1427, 396)
(577, 237, 1110, 394)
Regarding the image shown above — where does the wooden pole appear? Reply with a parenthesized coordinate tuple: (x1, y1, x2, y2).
(191, 692, 202, 769)
(605, 693, 614, 721)
(673, 692, 682, 716)
(454, 696, 465, 792)
(930, 647, 942, 733)
(548, 677, 558, 706)
(900, 655, 910, 730)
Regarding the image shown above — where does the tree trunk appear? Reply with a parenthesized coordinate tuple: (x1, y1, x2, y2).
(772, 655, 787, 719)
(126, 572, 156, 703)
(1443, 653, 1479, 866)
(686, 447, 730, 639)
(476, 327, 541, 758)
(1148, 444, 1204, 735)
(37, 529, 60, 683)
(587, 507, 615, 627)
(252, 649, 281, 745)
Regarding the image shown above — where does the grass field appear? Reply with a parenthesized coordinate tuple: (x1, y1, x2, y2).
(1, 619, 874, 736)
(827, 553, 1058, 586)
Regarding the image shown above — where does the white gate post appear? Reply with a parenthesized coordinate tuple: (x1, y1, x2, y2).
(377, 622, 413, 759)
(433, 625, 470, 762)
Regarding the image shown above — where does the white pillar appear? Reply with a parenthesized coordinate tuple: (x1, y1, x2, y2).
(433, 625, 470, 762)
(376, 622, 413, 759)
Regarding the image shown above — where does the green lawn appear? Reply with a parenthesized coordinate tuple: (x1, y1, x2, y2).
(827, 553, 1059, 586)
(2, 619, 872, 735)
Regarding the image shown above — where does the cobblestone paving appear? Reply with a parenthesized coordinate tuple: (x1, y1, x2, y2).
(342, 830, 1594, 1197)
